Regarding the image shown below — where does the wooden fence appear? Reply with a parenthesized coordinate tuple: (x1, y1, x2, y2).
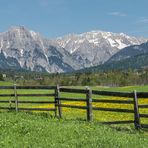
(0, 85, 148, 129)
(0, 85, 56, 112)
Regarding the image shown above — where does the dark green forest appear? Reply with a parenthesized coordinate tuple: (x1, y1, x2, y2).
(0, 68, 148, 86)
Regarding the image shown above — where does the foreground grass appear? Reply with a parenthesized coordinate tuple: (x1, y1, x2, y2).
(0, 112, 148, 148)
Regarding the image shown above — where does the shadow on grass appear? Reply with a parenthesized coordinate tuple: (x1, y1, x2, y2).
(109, 125, 135, 133)
(0, 110, 146, 134)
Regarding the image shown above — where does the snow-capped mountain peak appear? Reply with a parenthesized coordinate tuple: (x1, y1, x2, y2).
(54, 30, 147, 67)
(55, 30, 145, 53)
(0, 27, 147, 72)
(56, 30, 147, 51)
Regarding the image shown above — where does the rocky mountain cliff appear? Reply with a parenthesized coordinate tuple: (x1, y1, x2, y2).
(0, 26, 81, 73)
(0, 26, 147, 73)
(55, 31, 147, 67)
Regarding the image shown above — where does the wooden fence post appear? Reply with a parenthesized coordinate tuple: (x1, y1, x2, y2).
(133, 90, 141, 129)
(54, 87, 58, 117)
(14, 84, 18, 112)
(86, 87, 93, 121)
(9, 99, 12, 109)
(55, 85, 62, 118)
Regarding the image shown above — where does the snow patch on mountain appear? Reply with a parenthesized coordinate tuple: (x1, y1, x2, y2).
(115, 39, 127, 49)
(107, 38, 117, 47)
(20, 49, 24, 57)
(54, 30, 147, 67)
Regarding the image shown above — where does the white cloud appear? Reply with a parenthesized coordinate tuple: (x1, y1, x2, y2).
(108, 11, 127, 17)
(139, 17, 148, 23)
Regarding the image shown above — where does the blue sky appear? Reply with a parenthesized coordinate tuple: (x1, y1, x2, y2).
(0, 0, 148, 38)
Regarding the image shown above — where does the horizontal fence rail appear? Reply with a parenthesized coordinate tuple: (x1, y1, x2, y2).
(138, 104, 148, 108)
(137, 92, 148, 98)
(139, 114, 148, 118)
(0, 86, 16, 89)
(92, 90, 133, 97)
(60, 88, 87, 94)
(141, 124, 148, 128)
(0, 86, 56, 90)
(0, 94, 55, 97)
(92, 99, 133, 104)
(92, 107, 134, 113)
(0, 100, 55, 104)
(0, 85, 148, 129)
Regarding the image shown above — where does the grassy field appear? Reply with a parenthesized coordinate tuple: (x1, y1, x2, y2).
(0, 81, 148, 123)
(1, 112, 148, 148)
(0, 81, 148, 147)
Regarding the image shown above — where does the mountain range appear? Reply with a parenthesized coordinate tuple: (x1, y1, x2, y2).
(79, 42, 148, 72)
(0, 26, 147, 73)
(55, 31, 147, 67)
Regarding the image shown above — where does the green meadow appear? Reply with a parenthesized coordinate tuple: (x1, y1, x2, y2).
(1, 112, 148, 148)
(0, 81, 148, 147)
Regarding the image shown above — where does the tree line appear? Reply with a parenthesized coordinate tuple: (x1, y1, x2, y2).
(0, 68, 148, 86)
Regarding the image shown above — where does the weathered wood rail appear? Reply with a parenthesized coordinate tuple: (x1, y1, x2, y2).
(0, 85, 57, 113)
(0, 85, 148, 129)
